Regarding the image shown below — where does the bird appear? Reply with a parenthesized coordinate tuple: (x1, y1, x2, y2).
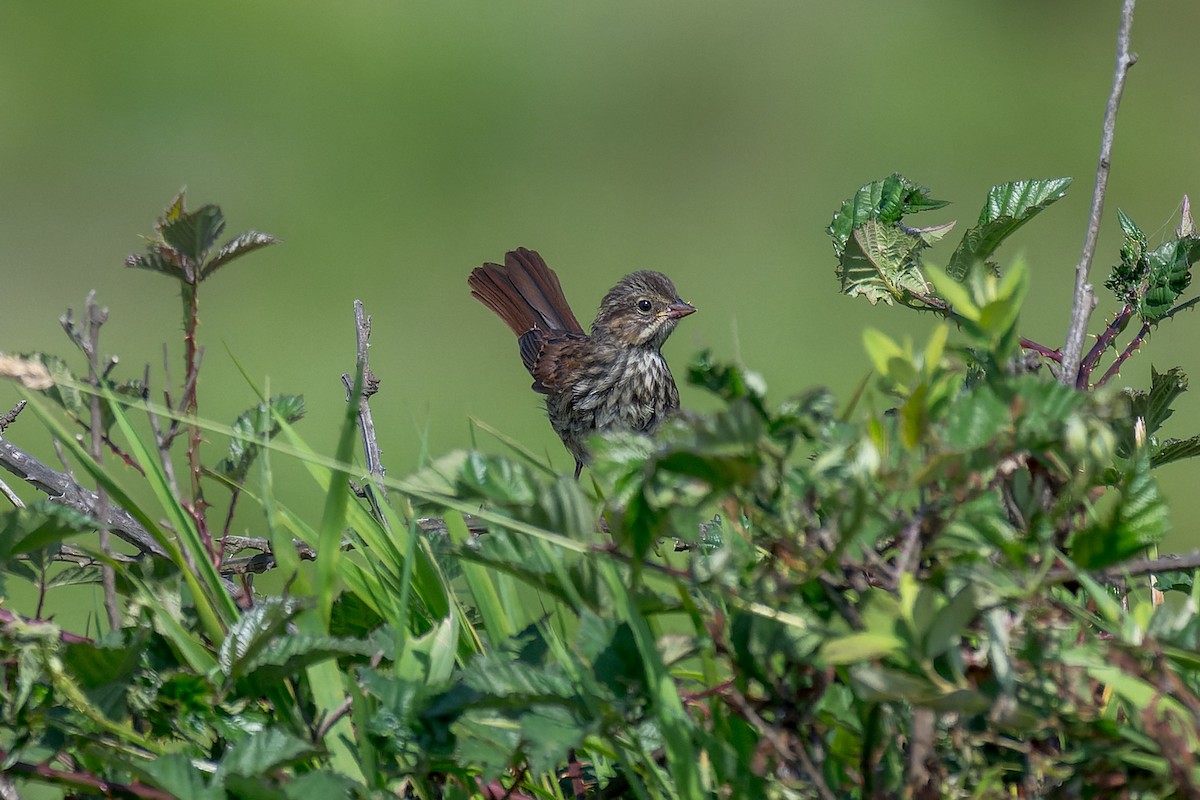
(468, 247, 696, 479)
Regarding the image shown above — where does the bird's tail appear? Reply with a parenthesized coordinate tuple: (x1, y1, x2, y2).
(468, 248, 585, 336)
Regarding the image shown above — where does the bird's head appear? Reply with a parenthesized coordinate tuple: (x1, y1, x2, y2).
(591, 270, 696, 349)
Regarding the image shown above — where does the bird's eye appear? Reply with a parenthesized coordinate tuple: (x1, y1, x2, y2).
(636, 298, 653, 313)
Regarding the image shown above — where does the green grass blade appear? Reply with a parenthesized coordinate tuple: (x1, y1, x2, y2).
(600, 562, 700, 800)
(17, 390, 233, 642)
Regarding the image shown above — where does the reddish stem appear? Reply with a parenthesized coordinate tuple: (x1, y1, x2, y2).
(1095, 319, 1152, 387)
(1077, 303, 1133, 389)
(1019, 338, 1062, 362)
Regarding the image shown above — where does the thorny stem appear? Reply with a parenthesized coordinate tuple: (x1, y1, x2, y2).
(1077, 303, 1134, 388)
(181, 280, 212, 559)
(1019, 338, 1062, 363)
(1060, 0, 1138, 384)
(1096, 319, 1151, 388)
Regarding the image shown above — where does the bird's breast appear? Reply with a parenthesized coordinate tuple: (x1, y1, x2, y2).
(575, 347, 679, 432)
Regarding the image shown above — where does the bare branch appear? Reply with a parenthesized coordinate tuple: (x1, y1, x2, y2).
(341, 300, 387, 520)
(0, 434, 167, 557)
(0, 400, 26, 432)
(1060, 0, 1139, 384)
(77, 292, 121, 632)
(1044, 549, 1200, 585)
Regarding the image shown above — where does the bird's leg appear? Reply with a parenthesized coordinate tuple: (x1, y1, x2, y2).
(574, 460, 583, 480)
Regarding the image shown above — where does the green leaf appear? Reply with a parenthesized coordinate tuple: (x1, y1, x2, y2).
(1152, 435, 1200, 468)
(237, 633, 372, 694)
(219, 598, 302, 681)
(1072, 452, 1168, 569)
(941, 384, 1008, 451)
(519, 704, 589, 775)
(0, 502, 95, 560)
(213, 395, 306, 484)
(218, 727, 314, 778)
(1105, 207, 1200, 316)
(827, 174, 949, 256)
(130, 753, 222, 800)
(924, 263, 978, 321)
(281, 771, 358, 800)
(457, 452, 538, 506)
(200, 230, 281, 281)
(819, 632, 903, 665)
(1126, 366, 1186, 439)
(947, 178, 1071, 280)
(461, 652, 577, 701)
(1138, 238, 1197, 320)
(22, 352, 84, 415)
(837, 218, 932, 305)
(687, 350, 768, 405)
(923, 586, 980, 660)
(124, 245, 183, 278)
(160, 203, 226, 266)
(63, 634, 144, 689)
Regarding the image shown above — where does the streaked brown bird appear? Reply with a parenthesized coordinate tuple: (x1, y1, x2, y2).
(469, 248, 696, 479)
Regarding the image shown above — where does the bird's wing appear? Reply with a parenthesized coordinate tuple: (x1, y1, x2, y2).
(519, 329, 587, 395)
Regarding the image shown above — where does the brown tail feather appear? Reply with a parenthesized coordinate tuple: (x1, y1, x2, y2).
(468, 248, 585, 336)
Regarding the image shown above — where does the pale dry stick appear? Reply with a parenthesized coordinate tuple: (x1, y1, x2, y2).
(341, 300, 388, 522)
(1060, 0, 1139, 384)
(71, 292, 122, 632)
(0, 477, 22, 508)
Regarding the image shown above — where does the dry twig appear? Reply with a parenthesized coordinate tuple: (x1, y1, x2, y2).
(1060, 0, 1139, 383)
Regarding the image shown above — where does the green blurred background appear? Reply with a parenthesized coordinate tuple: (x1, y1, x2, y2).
(2, 1, 1199, 554)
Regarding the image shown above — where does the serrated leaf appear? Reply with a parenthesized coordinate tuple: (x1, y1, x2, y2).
(461, 652, 577, 701)
(827, 174, 948, 256)
(1117, 208, 1148, 269)
(218, 727, 313, 778)
(219, 598, 302, 680)
(200, 230, 281, 281)
(457, 453, 537, 506)
(946, 178, 1071, 280)
(47, 564, 103, 588)
(1071, 453, 1168, 569)
(1152, 435, 1200, 468)
(130, 753, 222, 800)
(1137, 238, 1197, 320)
(0, 502, 96, 559)
(519, 704, 589, 775)
(941, 384, 1008, 451)
(158, 190, 187, 227)
(1106, 206, 1200, 315)
(22, 352, 83, 414)
(281, 771, 358, 800)
(239, 633, 373, 693)
(213, 395, 306, 484)
(836, 218, 930, 305)
(161, 204, 226, 265)
(124, 246, 183, 279)
(1126, 366, 1187, 438)
(63, 635, 143, 689)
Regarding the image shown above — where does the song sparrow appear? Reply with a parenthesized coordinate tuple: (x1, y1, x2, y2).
(469, 248, 696, 479)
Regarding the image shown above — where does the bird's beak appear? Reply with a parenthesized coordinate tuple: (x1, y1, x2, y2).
(661, 300, 696, 320)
